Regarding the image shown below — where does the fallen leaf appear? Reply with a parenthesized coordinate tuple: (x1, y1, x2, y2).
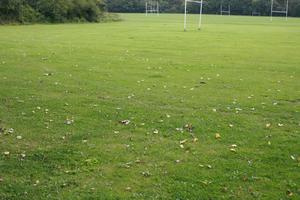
(180, 139, 188, 144)
(65, 119, 74, 125)
(215, 133, 221, 139)
(184, 124, 193, 132)
(291, 155, 295, 160)
(120, 120, 130, 125)
(142, 171, 151, 177)
(286, 190, 293, 197)
(230, 148, 237, 152)
(7, 128, 14, 134)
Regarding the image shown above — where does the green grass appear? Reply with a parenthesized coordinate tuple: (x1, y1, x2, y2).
(0, 13, 300, 199)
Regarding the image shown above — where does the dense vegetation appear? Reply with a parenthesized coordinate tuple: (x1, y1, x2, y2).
(106, 0, 300, 17)
(1, 0, 299, 24)
(0, 0, 118, 24)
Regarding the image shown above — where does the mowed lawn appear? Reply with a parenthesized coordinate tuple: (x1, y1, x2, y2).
(0, 14, 299, 199)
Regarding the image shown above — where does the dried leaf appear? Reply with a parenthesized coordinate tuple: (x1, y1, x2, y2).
(120, 120, 130, 125)
(180, 139, 188, 144)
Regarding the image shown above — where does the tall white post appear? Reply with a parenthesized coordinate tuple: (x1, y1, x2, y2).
(146, 2, 148, 16)
(198, 0, 203, 30)
(270, 0, 273, 21)
(157, 1, 159, 16)
(184, 0, 187, 31)
(229, 4, 231, 16)
(220, 2, 223, 15)
(286, 0, 289, 21)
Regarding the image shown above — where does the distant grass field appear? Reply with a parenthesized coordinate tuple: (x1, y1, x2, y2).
(0, 13, 299, 199)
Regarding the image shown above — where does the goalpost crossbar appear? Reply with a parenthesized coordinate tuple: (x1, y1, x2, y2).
(184, 0, 203, 31)
(145, 1, 159, 16)
(271, 0, 289, 21)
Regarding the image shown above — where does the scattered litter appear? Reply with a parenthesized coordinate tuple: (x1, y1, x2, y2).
(215, 133, 221, 139)
(16, 136, 22, 140)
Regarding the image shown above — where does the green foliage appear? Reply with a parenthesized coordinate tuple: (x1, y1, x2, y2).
(105, 0, 300, 17)
(0, 0, 111, 24)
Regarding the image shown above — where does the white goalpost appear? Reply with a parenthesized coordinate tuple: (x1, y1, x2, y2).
(184, 0, 204, 31)
(220, 0, 231, 15)
(146, 1, 159, 16)
(271, 0, 288, 21)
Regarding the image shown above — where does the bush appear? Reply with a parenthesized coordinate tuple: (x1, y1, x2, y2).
(0, 0, 116, 24)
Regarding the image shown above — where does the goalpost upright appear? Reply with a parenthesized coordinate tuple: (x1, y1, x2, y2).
(146, 1, 159, 16)
(220, 0, 231, 16)
(184, 0, 204, 31)
(271, 0, 288, 21)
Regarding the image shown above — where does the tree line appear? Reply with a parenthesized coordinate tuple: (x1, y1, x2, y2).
(106, 0, 300, 17)
(0, 0, 119, 24)
(1, 0, 299, 24)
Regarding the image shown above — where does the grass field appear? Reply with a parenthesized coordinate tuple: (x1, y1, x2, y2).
(0, 14, 300, 199)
